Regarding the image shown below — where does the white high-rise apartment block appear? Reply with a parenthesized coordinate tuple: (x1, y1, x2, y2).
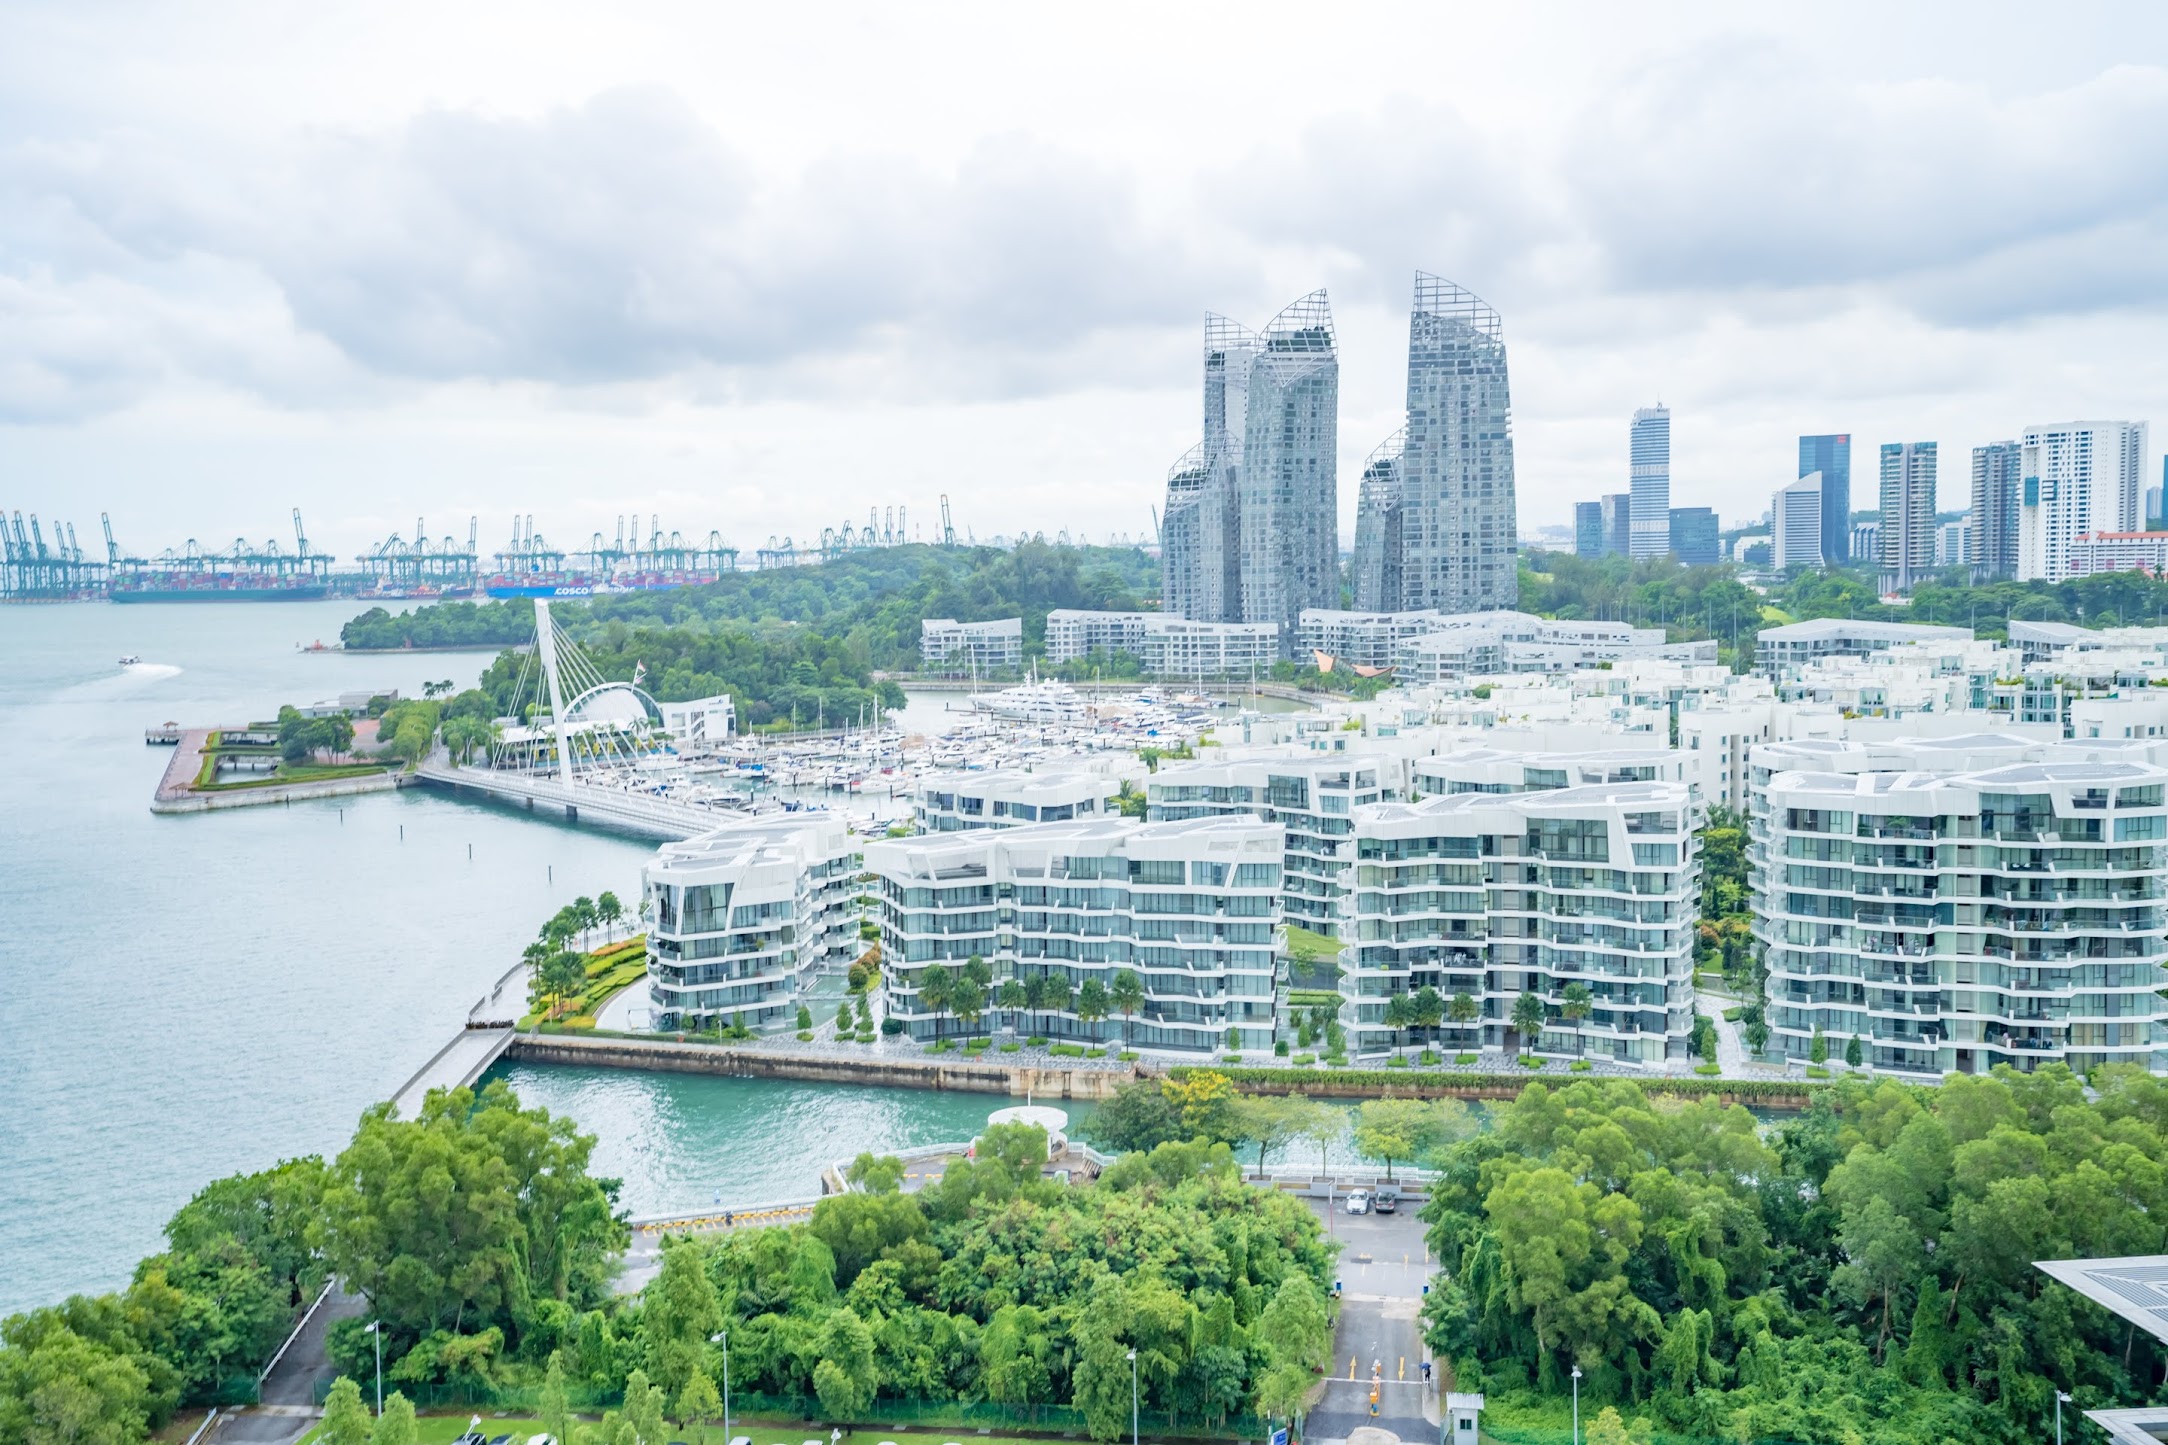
(1751, 735, 2168, 1075)
(865, 816, 1282, 1049)
(1148, 753, 1401, 936)
(921, 618, 1023, 675)
(2017, 422, 2149, 582)
(643, 813, 861, 1032)
(1629, 406, 1672, 560)
(1772, 473, 1824, 571)
(1936, 521, 1968, 569)
(1341, 781, 1698, 1063)
(1879, 442, 1938, 593)
(914, 769, 1122, 833)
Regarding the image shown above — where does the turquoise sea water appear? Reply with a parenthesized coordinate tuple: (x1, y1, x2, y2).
(0, 601, 962, 1315)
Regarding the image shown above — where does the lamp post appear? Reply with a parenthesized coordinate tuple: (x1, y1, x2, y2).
(1127, 1348, 1138, 1445)
(2057, 1389, 2071, 1445)
(711, 1331, 731, 1445)
(364, 1321, 383, 1417)
(1570, 1365, 1582, 1445)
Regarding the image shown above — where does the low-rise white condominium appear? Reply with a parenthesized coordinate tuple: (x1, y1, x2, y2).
(1041, 610, 1281, 679)
(1411, 746, 1700, 803)
(1148, 753, 1402, 936)
(1753, 739, 2168, 1076)
(1755, 618, 1973, 679)
(1341, 781, 1699, 1064)
(864, 816, 1282, 1050)
(914, 768, 1121, 833)
(920, 617, 1023, 675)
(1297, 609, 1445, 669)
(643, 813, 860, 1032)
(1393, 611, 1715, 684)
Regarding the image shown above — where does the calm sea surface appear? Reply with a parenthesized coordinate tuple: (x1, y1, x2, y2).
(0, 600, 1054, 1315)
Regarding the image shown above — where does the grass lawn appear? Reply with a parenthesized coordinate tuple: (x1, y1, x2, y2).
(302, 1416, 1073, 1445)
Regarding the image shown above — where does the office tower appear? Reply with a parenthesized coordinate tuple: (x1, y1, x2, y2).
(1573, 501, 1605, 558)
(1879, 441, 1938, 592)
(2017, 422, 2149, 581)
(2149, 475, 2164, 527)
(1799, 434, 1853, 563)
(1239, 292, 1339, 654)
(1772, 473, 1823, 570)
(1629, 407, 1671, 558)
(1601, 493, 1632, 556)
(1351, 430, 1406, 609)
(1970, 441, 2022, 580)
(1395, 274, 1518, 612)
(1668, 506, 1718, 565)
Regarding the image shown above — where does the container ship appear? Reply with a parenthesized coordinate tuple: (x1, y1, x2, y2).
(111, 577, 334, 603)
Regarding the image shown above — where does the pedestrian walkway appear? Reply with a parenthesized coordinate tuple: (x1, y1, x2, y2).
(388, 1027, 513, 1118)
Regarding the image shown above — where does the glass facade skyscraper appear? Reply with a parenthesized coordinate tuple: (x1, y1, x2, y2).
(1574, 500, 1604, 558)
(1352, 429, 1406, 610)
(1162, 296, 1338, 656)
(1601, 493, 1632, 557)
(1667, 506, 1718, 565)
(1629, 407, 1670, 559)
(1798, 433, 1852, 563)
(1352, 275, 1518, 613)
(1969, 440, 2021, 581)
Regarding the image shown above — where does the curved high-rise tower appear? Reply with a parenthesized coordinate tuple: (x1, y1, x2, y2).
(1162, 295, 1339, 652)
(1351, 428, 1406, 613)
(1239, 291, 1340, 652)
(1399, 273, 1517, 612)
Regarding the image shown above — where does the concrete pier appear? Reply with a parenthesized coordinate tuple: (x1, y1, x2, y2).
(504, 1032, 1136, 1099)
(388, 1026, 515, 1117)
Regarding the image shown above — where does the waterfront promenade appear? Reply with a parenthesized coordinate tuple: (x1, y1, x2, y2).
(149, 726, 400, 815)
(389, 1027, 515, 1117)
(415, 759, 716, 839)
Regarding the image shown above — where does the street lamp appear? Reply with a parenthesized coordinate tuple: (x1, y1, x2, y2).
(1127, 1351, 1144, 1445)
(1570, 1365, 1582, 1445)
(2057, 1389, 2071, 1445)
(363, 1321, 383, 1417)
(711, 1330, 730, 1445)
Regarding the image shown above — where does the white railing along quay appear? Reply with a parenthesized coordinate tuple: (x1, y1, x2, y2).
(416, 761, 725, 840)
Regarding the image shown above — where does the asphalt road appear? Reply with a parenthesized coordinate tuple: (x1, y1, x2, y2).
(1303, 1197, 1437, 1444)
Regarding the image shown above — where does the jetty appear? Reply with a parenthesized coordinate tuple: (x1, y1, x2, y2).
(415, 759, 717, 840)
(388, 1026, 516, 1118)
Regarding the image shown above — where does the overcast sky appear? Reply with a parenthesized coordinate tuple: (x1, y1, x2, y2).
(4, 2, 2166, 561)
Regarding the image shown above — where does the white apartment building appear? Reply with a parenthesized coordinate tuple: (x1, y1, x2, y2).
(914, 768, 1122, 833)
(864, 816, 1282, 1050)
(1341, 781, 1699, 1064)
(2018, 421, 2150, 582)
(1773, 473, 1824, 571)
(1409, 745, 1700, 803)
(1044, 611, 1152, 664)
(1148, 752, 1402, 935)
(1392, 611, 1716, 684)
(1043, 610, 1281, 678)
(920, 617, 1024, 675)
(2065, 531, 2168, 579)
(1298, 609, 1445, 669)
(1753, 740, 2168, 1076)
(643, 812, 860, 1032)
(1755, 618, 1973, 679)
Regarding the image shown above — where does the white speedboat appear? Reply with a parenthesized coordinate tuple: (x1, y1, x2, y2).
(118, 655, 141, 666)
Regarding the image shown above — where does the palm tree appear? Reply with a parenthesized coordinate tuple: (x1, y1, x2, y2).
(1108, 969, 1146, 1041)
(917, 966, 955, 1040)
(1076, 979, 1110, 1042)
(997, 979, 1027, 1032)
(1383, 994, 1413, 1050)
(1511, 991, 1547, 1056)
(1411, 985, 1444, 1044)
(1447, 991, 1480, 1051)
(1113, 780, 1146, 819)
(1561, 983, 1594, 1055)
(596, 890, 624, 938)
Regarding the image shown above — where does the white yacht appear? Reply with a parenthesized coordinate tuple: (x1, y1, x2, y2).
(968, 677, 1087, 724)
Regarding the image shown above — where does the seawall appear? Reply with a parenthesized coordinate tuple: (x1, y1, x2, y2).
(504, 1033, 1136, 1099)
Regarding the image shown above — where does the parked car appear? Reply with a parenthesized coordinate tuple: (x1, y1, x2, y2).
(1374, 1185, 1401, 1214)
(1344, 1190, 1371, 1215)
